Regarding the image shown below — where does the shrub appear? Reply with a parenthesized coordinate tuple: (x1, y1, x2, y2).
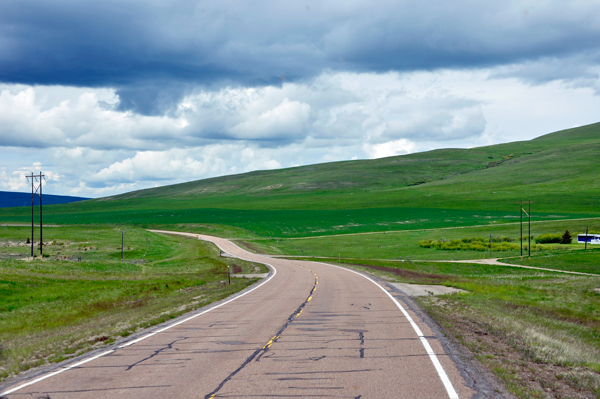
(419, 238, 522, 252)
(535, 233, 562, 244)
(561, 229, 572, 244)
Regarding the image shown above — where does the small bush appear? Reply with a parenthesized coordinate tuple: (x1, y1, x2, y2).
(419, 238, 524, 252)
(535, 233, 562, 244)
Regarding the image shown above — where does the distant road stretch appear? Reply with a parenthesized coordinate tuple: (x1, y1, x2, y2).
(1, 231, 476, 398)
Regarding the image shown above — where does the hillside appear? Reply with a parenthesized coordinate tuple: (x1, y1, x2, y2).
(93, 121, 600, 213)
(100, 121, 600, 209)
(0, 122, 598, 236)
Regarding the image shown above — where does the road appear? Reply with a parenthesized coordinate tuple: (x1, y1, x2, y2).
(1, 231, 479, 398)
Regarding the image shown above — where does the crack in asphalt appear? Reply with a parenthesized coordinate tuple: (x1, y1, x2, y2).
(204, 272, 318, 399)
(358, 331, 365, 358)
(125, 338, 187, 371)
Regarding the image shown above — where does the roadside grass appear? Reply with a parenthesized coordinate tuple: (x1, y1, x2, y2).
(310, 257, 600, 398)
(238, 217, 600, 261)
(0, 226, 266, 382)
(417, 270, 600, 399)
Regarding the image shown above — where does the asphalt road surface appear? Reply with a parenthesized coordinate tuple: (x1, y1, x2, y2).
(1, 231, 480, 398)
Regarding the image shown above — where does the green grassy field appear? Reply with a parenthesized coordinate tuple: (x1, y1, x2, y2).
(1, 207, 594, 239)
(237, 217, 600, 263)
(502, 249, 600, 274)
(0, 226, 266, 381)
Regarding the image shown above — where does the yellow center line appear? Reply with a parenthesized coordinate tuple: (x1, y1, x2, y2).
(262, 335, 278, 349)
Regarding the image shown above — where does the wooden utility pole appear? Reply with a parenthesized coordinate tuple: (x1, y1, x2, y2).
(518, 201, 533, 260)
(26, 172, 45, 257)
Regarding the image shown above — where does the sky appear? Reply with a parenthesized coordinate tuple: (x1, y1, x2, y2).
(1, 0, 600, 197)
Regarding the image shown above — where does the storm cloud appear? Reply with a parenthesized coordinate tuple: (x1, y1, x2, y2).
(2, 1, 600, 197)
(2, 0, 600, 114)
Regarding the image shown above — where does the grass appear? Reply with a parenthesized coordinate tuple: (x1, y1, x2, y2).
(0, 226, 267, 382)
(502, 249, 600, 274)
(417, 268, 600, 398)
(237, 217, 600, 263)
(0, 207, 594, 239)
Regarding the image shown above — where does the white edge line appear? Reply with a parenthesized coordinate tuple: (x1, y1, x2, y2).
(0, 350, 115, 396)
(1, 233, 276, 397)
(313, 261, 460, 399)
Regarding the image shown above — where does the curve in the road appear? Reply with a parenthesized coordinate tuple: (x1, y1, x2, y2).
(1, 231, 471, 398)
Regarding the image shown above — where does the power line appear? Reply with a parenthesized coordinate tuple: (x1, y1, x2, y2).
(25, 172, 45, 258)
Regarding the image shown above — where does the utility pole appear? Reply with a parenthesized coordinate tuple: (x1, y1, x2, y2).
(26, 172, 45, 258)
(528, 201, 532, 259)
(39, 174, 43, 256)
(585, 226, 589, 250)
(520, 201, 523, 259)
(29, 173, 34, 257)
(518, 201, 533, 260)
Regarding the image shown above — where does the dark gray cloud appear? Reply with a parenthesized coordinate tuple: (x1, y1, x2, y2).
(2, 0, 600, 115)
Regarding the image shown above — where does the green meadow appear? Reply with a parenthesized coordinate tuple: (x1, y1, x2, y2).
(237, 217, 600, 263)
(1, 207, 594, 239)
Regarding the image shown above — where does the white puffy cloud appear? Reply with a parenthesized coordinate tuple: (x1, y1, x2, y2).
(0, 86, 188, 150)
(230, 98, 311, 140)
(1, 67, 600, 197)
(0, 163, 62, 192)
(364, 139, 417, 159)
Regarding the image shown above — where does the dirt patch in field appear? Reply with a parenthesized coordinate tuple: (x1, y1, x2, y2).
(348, 262, 457, 283)
(235, 241, 263, 254)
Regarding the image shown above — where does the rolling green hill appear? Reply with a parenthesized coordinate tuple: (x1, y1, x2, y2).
(1, 121, 599, 237)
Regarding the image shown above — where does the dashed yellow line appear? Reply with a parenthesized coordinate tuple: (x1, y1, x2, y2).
(263, 334, 279, 350)
(295, 263, 319, 306)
